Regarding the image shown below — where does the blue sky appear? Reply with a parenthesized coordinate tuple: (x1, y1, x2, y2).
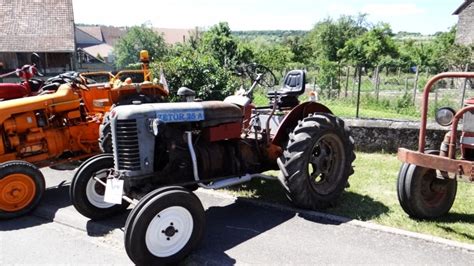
(73, 0, 462, 34)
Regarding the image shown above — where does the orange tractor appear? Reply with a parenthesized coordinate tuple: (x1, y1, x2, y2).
(0, 51, 168, 219)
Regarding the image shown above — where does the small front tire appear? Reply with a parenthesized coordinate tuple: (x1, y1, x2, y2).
(124, 187, 205, 265)
(397, 163, 457, 219)
(70, 154, 129, 220)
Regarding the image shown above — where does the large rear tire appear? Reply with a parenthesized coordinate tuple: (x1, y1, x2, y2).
(0, 161, 45, 219)
(397, 163, 457, 219)
(280, 113, 355, 209)
(70, 154, 129, 220)
(124, 187, 205, 265)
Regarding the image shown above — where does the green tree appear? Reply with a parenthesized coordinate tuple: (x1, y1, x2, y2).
(254, 44, 294, 77)
(114, 25, 168, 68)
(283, 35, 310, 64)
(306, 14, 368, 63)
(160, 41, 238, 101)
(200, 22, 238, 66)
(339, 23, 398, 69)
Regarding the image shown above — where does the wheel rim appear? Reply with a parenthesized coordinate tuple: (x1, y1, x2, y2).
(145, 206, 194, 258)
(85, 169, 115, 209)
(307, 133, 345, 195)
(419, 169, 448, 207)
(0, 174, 36, 212)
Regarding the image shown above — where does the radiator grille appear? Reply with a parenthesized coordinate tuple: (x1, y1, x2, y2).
(115, 119, 141, 171)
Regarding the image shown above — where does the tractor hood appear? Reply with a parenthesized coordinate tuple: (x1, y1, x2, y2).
(110, 101, 243, 127)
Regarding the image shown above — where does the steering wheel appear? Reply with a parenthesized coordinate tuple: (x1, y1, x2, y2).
(246, 64, 276, 88)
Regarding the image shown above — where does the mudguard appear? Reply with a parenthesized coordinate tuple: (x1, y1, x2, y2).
(272, 101, 332, 147)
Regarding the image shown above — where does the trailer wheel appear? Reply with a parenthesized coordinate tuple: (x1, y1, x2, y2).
(70, 154, 129, 220)
(124, 187, 205, 265)
(0, 161, 45, 219)
(397, 163, 457, 219)
(280, 113, 355, 209)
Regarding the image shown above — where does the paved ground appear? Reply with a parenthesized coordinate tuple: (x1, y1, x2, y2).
(1, 167, 473, 265)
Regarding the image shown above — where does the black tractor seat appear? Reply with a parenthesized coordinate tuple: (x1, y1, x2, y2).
(267, 69, 306, 108)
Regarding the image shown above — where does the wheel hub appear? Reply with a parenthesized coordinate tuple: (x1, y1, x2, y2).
(0, 174, 36, 212)
(163, 224, 179, 238)
(85, 173, 115, 209)
(146, 206, 194, 257)
(308, 134, 344, 195)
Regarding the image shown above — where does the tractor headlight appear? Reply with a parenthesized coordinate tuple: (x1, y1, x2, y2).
(435, 107, 455, 126)
(149, 118, 161, 136)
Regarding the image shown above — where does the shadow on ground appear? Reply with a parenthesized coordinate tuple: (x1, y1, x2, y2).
(0, 182, 72, 231)
(226, 178, 390, 221)
(326, 191, 390, 221)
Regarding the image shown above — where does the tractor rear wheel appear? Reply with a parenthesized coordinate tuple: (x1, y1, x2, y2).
(0, 161, 45, 219)
(70, 154, 129, 220)
(397, 163, 457, 219)
(98, 113, 112, 153)
(280, 113, 355, 209)
(124, 187, 205, 265)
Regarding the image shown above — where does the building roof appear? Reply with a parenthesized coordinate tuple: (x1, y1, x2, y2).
(100, 26, 128, 46)
(453, 0, 474, 15)
(82, 43, 113, 58)
(154, 28, 191, 44)
(0, 0, 75, 52)
(77, 26, 103, 42)
(87, 26, 191, 46)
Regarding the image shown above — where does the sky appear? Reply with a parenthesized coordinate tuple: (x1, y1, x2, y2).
(72, 0, 463, 34)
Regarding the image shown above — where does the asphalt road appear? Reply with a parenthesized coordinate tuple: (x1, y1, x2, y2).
(1, 166, 473, 265)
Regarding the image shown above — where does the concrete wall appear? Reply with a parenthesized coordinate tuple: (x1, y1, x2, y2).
(345, 118, 448, 153)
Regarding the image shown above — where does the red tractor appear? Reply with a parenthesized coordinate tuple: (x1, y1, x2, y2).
(70, 64, 355, 264)
(397, 72, 474, 219)
(0, 54, 44, 101)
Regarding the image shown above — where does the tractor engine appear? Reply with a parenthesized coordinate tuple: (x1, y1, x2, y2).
(0, 110, 99, 163)
(109, 101, 270, 193)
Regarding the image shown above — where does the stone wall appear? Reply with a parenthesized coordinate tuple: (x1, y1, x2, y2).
(456, 1, 474, 46)
(344, 118, 448, 153)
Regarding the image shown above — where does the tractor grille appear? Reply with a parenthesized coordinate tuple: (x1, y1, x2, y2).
(115, 119, 141, 171)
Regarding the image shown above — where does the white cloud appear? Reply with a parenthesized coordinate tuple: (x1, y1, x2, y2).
(362, 3, 425, 17)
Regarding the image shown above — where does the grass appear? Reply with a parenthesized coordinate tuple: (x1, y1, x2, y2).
(320, 98, 419, 120)
(223, 152, 474, 244)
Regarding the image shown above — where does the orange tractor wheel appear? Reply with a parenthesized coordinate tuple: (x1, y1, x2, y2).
(0, 161, 45, 219)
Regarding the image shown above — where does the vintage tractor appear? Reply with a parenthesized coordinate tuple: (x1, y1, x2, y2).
(0, 51, 168, 219)
(397, 72, 474, 219)
(70, 64, 355, 264)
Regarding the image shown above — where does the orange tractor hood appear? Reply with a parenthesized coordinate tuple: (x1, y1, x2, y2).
(0, 84, 80, 124)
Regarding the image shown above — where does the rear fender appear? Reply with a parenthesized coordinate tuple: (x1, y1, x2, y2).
(272, 101, 332, 147)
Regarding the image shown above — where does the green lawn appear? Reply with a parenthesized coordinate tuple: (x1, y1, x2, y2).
(224, 152, 474, 244)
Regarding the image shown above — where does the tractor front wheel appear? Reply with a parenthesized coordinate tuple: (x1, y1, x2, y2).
(70, 154, 129, 220)
(124, 187, 205, 265)
(397, 163, 457, 219)
(280, 113, 355, 209)
(0, 161, 45, 219)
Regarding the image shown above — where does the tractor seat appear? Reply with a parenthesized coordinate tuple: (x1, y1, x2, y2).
(267, 70, 306, 108)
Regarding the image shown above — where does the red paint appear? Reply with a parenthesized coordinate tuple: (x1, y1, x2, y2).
(203, 122, 242, 142)
(0, 65, 41, 101)
(418, 72, 474, 153)
(272, 101, 332, 146)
